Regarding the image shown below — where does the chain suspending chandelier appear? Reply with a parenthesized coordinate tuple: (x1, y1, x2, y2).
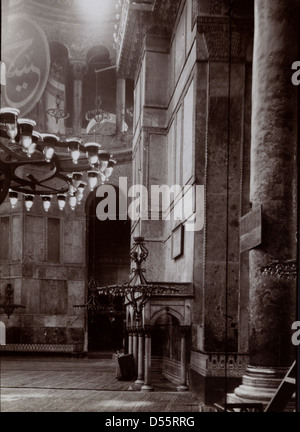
(0, 107, 117, 211)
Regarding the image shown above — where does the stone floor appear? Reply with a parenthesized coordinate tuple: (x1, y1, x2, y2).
(0, 353, 202, 412)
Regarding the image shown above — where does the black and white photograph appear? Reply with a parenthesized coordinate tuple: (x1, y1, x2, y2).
(0, 0, 299, 418)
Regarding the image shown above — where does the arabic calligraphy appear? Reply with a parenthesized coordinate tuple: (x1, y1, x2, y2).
(1, 15, 50, 116)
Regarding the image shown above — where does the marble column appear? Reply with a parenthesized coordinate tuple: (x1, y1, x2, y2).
(141, 325, 154, 392)
(135, 327, 144, 385)
(116, 77, 126, 133)
(132, 327, 138, 373)
(127, 327, 133, 355)
(177, 326, 190, 391)
(233, 0, 298, 404)
(71, 61, 86, 136)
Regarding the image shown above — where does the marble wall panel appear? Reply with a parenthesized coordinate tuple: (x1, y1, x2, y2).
(21, 279, 40, 314)
(0, 217, 9, 260)
(11, 215, 22, 261)
(40, 279, 67, 315)
(67, 327, 84, 345)
(145, 51, 169, 107)
(45, 266, 67, 280)
(175, 7, 187, 83)
(67, 280, 85, 315)
(148, 133, 167, 187)
(66, 266, 85, 281)
(44, 315, 67, 327)
(63, 219, 85, 264)
(182, 80, 195, 185)
(24, 215, 45, 263)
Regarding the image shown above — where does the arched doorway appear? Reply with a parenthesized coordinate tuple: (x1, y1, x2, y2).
(86, 186, 131, 353)
(152, 314, 181, 360)
(152, 313, 182, 384)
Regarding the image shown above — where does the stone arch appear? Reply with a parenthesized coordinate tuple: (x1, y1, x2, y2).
(85, 185, 130, 352)
(0, 321, 6, 345)
(83, 45, 116, 130)
(86, 45, 111, 66)
(150, 307, 184, 327)
(49, 41, 69, 62)
(151, 312, 182, 371)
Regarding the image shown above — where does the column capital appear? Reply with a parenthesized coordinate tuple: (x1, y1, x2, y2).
(137, 327, 145, 337)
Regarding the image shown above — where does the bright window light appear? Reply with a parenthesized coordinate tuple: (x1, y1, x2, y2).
(76, 0, 114, 21)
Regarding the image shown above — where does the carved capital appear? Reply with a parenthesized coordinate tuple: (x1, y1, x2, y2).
(137, 327, 145, 337)
(132, 328, 138, 336)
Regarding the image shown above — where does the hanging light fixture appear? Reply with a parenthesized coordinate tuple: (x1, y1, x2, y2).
(57, 193, 67, 211)
(99, 171, 107, 184)
(98, 150, 111, 172)
(94, 162, 106, 185)
(66, 174, 77, 196)
(69, 194, 77, 211)
(41, 195, 52, 212)
(76, 181, 86, 204)
(17, 118, 36, 156)
(104, 158, 117, 181)
(77, 181, 86, 196)
(24, 194, 34, 211)
(71, 172, 83, 188)
(0, 107, 118, 208)
(8, 189, 18, 208)
(31, 130, 42, 153)
(0, 107, 20, 143)
(67, 137, 82, 165)
(27, 131, 40, 157)
(87, 170, 99, 191)
(40, 133, 59, 162)
(85, 142, 101, 167)
(46, 94, 69, 124)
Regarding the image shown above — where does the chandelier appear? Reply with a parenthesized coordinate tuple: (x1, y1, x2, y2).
(85, 96, 111, 125)
(0, 107, 117, 211)
(46, 94, 69, 124)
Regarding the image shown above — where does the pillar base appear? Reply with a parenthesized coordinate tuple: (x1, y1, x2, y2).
(232, 365, 288, 404)
(177, 385, 189, 391)
(135, 379, 144, 385)
(141, 384, 154, 392)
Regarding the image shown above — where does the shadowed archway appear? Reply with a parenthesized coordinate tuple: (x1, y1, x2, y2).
(86, 185, 131, 352)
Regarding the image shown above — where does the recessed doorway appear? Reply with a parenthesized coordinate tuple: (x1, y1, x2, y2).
(86, 186, 131, 353)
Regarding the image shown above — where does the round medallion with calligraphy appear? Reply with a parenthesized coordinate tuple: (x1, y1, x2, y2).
(1, 15, 50, 116)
